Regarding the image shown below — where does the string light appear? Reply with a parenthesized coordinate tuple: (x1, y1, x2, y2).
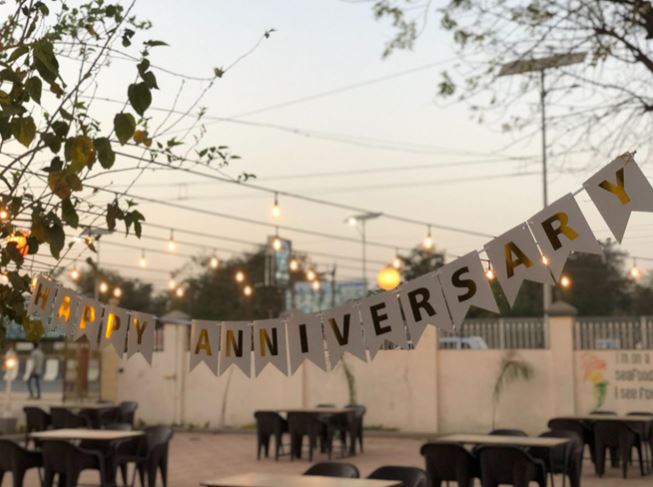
(377, 266, 401, 290)
(175, 287, 185, 298)
(139, 249, 147, 268)
(167, 229, 176, 252)
(70, 267, 80, 281)
(272, 227, 282, 252)
(630, 259, 642, 280)
(31, 276, 37, 289)
(235, 270, 245, 283)
(312, 280, 321, 291)
(99, 281, 109, 294)
(485, 264, 496, 281)
(422, 225, 434, 251)
(271, 192, 281, 219)
(541, 256, 549, 266)
(113, 287, 122, 298)
(210, 255, 219, 269)
(0, 273, 8, 285)
(289, 259, 299, 272)
(306, 269, 316, 281)
(168, 278, 177, 290)
(560, 275, 572, 289)
(0, 208, 8, 221)
(347, 216, 357, 227)
(392, 250, 402, 269)
(243, 285, 253, 297)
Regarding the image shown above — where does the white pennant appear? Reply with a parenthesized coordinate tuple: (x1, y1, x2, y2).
(583, 153, 653, 242)
(438, 252, 499, 328)
(73, 297, 104, 349)
(101, 305, 130, 355)
(528, 193, 602, 281)
(26, 275, 57, 323)
(322, 303, 367, 366)
(189, 320, 219, 375)
(485, 223, 555, 307)
(219, 321, 252, 377)
(126, 312, 156, 365)
(49, 285, 79, 337)
(253, 319, 289, 376)
(286, 311, 327, 374)
(398, 271, 453, 345)
(359, 291, 407, 359)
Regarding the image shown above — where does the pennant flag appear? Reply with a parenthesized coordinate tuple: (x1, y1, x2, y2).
(49, 286, 79, 336)
(219, 321, 252, 376)
(322, 303, 367, 366)
(485, 223, 555, 307)
(359, 291, 407, 359)
(101, 305, 130, 355)
(127, 312, 156, 364)
(438, 252, 499, 328)
(583, 153, 653, 242)
(27, 275, 57, 322)
(398, 271, 453, 345)
(528, 193, 602, 280)
(253, 319, 289, 376)
(286, 311, 327, 374)
(74, 297, 104, 349)
(189, 320, 219, 375)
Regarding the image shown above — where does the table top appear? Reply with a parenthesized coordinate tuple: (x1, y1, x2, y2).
(561, 415, 653, 422)
(200, 473, 401, 487)
(433, 434, 570, 447)
(273, 408, 354, 414)
(52, 403, 116, 410)
(30, 428, 143, 441)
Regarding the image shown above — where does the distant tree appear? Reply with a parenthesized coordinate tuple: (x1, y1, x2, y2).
(399, 246, 446, 281)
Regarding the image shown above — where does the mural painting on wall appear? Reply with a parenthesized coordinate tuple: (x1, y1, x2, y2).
(582, 353, 608, 410)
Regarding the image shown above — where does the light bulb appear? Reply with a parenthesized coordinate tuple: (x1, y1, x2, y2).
(289, 259, 299, 272)
(560, 275, 572, 288)
(5, 356, 16, 370)
(273, 237, 282, 252)
(210, 256, 219, 269)
(235, 271, 245, 283)
(139, 250, 147, 268)
(485, 268, 496, 281)
(393, 256, 402, 269)
(0, 274, 8, 285)
(99, 281, 109, 294)
(243, 285, 253, 297)
(167, 230, 176, 252)
(113, 287, 122, 298)
(168, 278, 177, 290)
(70, 267, 80, 281)
(347, 217, 357, 227)
(0, 208, 8, 220)
(312, 280, 321, 291)
(306, 269, 316, 281)
(630, 266, 641, 280)
(175, 287, 184, 298)
(541, 256, 549, 266)
(422, 226, 434, 250)
(31, 276, 37, 289)
(271, 193, 281, 219)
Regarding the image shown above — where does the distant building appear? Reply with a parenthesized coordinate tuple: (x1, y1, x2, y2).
(286, 280, 367, 314)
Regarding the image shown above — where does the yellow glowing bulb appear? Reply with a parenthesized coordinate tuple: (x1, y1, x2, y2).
(273, 237, 282, 251)
(168, 278, 177, 290)
(312, 280, 321, 291)
(113, 287, 122, 298)
(630, 266, 641, 280)
(167, 239, 176, 252)
(31, 276, 37, 289)
(289, 259, 299, 272)
(0, 274, 8, 285)
(377, 266, 401, 291)
(560, 275, 572, 288)
(0, 208, 8, 220)
(306, 269, 316, 281)
(139, 256, 147, 268)
(541, 256, 549, 266)
(243, 285, 253, 297)
(485, 268, 496, 281)
(5, 357, 17, 370)
(99, 281, 109, 294)
(175, 287, 184, 298)
(393, 256, 402, 269)
(70, 267, 80, 281)
(423, 235, 434, 250)
(347, 217, 357, 226)
(210, 256, 219, 269)
(272, 203, 281, 219)
(235, 271, 245, 283)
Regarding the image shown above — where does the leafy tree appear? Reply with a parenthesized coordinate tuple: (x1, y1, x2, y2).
(398, 246, 446, 281)
(367, 0, 653, 158)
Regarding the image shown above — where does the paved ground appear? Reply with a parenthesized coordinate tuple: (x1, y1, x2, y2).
(3, 432, 649, 486)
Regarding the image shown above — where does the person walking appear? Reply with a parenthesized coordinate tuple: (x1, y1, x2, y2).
(27, 342, 45, 399)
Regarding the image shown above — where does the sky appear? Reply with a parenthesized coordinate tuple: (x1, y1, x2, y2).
(15, 0, 653, 295)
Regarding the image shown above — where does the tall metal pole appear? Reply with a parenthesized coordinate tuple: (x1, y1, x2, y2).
(540, 69, 552, 315)
(361, 220, 367, 291)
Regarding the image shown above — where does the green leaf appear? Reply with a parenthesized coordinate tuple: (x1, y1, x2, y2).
(94, 137, 115, 169)
(9, 45, 29, 62)
(144, 40, 168, 47)
(47, 223, 65, 259)
(213, 67, 225, 78)
(32, 40, 59, 83)
(47, 169, 82, 199)
(127, 82, 151, 116)
(114, 112, 136, 144)
(52, 121, 69, 138)
(10, 116, 36, 147)
(40, 132, 61, 153)
(141, 71, 158, 90)
(61, 198, 79, 228)
(25, 77, 42, 104)
(22, 316, 45, 343)
(64, 136, 96, 171)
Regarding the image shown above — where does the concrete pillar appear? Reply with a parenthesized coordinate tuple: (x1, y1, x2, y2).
(547, 301, 578, 416)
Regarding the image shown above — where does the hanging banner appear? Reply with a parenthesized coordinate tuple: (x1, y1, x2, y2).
(253, 318, 289, 376)
(189, 320, 219, 375)
(528, 193, 602, 281)
(126, 312, 156, 364)
(583, 152, 653, 242)
(398, 271, 453, 344)
(322, 303, 367, 366)
(26, 275, 57, 323)
(101, 305, 130, 355)
(74, 297, 104, 349)
(438, 252, 499, 328)
(219, 321, 252, 376)
(359, 291, 407, 358)
(50, 285, 79, 336)
(286, 311, 327, 374)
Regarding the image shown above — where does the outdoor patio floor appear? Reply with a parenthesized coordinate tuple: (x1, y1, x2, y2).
(5, 431, 649, 486)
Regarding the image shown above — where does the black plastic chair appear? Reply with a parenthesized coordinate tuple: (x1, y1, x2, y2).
(420, 442, 478, 487)
(115, 425, 173, 487)
(316, 404, 337, 408)
(254, 411, 288, 460)
(98, 407, 121, 429)
(0, 439, 42, 487)
(477, 445, 546, 487)
(368, 466, 428, 487)
(591, 410, 617, 415)
(548, 417, 594, 463)
(531, 430, 583, 487)
(304, 462, 360, 478)
(346, 404, 366, 454)
(288, 412, 328, 461)
(50, 408, 91, 429)
(118, 401, 139, 426)
(23, 406, 50, 447)
(593, 420, 645, 478)
(489, 428, 528, 437)
(41, 440, 105, 487)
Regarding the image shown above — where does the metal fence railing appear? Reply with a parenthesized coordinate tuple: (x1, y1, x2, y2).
(439, 317, 546, 350)
(574, 316, 653, 350)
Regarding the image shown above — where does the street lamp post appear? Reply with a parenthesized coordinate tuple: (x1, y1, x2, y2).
(345, 212, 381, 291)
(499, 52, 585, 316)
